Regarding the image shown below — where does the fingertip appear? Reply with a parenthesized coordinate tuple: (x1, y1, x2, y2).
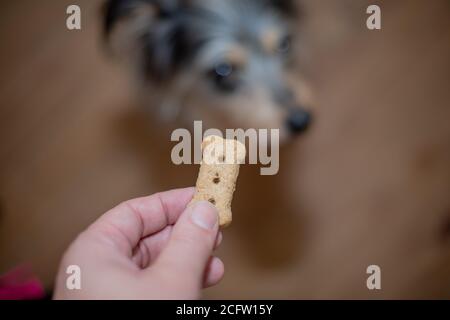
(203, 257, 225, 288)
(190, 201, 219, 231)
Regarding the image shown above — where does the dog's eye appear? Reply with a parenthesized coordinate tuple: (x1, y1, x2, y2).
(208, 63, 240, 93)
(215, 63, 233, 77)
(277, 35, 292, 54)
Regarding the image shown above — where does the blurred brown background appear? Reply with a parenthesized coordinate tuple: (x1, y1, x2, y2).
(1, 0, 449, 298)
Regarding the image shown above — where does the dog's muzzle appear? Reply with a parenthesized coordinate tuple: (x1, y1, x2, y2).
(286, 108, 312, 134)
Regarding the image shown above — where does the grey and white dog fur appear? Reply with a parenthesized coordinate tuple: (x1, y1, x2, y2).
(104, 0, 312, 142)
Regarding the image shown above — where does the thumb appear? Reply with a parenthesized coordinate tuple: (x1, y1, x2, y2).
(155, 201, 219, 289)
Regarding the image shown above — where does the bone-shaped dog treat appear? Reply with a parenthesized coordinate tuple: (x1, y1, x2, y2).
(190, 135, 246, 227)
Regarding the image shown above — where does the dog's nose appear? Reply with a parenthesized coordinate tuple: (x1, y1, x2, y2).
(287, 109, 311, 134)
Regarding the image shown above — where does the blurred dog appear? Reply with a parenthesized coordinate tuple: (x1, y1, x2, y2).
(104, 0, 312, 142)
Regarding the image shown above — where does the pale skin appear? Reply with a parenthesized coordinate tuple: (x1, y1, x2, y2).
(53, 187, 224, 299)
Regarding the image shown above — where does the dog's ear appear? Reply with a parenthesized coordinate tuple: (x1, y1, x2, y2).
(103, 0, 190, 80)
(103, 0, 183, 36)
(104, 0, 138, 37)
(269, 0, 299, 16)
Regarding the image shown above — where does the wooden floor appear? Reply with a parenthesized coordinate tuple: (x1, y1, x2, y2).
(1, 0, 449, 298)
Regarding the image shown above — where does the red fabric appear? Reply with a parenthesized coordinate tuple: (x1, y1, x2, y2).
(0, 265, 45, 300)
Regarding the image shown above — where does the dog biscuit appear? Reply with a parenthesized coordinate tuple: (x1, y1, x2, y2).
(190, 135, 246, 227)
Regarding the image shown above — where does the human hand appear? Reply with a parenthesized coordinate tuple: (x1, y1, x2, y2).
(53, 187, 223, 299)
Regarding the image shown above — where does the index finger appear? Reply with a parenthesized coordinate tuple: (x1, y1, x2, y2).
(87, 187, 195, 257)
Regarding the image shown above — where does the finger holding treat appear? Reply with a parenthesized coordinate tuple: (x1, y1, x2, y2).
(190, 135, 246, 228)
